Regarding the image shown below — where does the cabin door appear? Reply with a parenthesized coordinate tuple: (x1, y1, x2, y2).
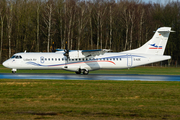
(127, 54, 132, 67)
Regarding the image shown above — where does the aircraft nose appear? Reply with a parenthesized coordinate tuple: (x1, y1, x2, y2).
(2, 61, 9, 68)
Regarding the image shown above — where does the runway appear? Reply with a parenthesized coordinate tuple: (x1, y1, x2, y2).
(0, 73, 180, 81)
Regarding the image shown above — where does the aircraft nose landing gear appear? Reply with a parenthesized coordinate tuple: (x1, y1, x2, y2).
(12, 68, 17, 74)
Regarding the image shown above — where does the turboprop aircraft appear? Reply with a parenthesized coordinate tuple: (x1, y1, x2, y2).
(2, 27, 174, 74)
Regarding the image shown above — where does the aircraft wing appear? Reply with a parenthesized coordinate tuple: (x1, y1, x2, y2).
(81, 49, 111, 57)
(56, 48, 111, 58)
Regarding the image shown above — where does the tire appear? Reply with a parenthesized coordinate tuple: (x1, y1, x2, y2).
(82, 69, 89, 75)
(75, 69, 81, 74)
(75, 71, 81, 74)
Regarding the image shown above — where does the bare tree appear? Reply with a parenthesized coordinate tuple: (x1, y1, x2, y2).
(36, 1, 41, 52)
(87, 2, 93, 49)
(122, 7, 130, 51)
(138, 6, 144, 47)
(67, 4, 73, 49)
(77, 1, 88, 50)
(129, 7, 135, 49)
(6, 1, 13, 58)
(14, 0, 20, 53)
(56, 0, 64, 49)
(47, 4, 52, 52)
(99, 4, 107, 49)
(63, 1, 67, 49)
(0, 8, 4, 63)
(70, 5, 76, 50)
(109, 4, 112, 49)
(96, 2, 100, 49)
(42, 2, 54, 52)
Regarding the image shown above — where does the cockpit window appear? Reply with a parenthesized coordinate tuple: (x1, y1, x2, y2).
(11, 55, 22, 59)
(11, 56, 16, 58)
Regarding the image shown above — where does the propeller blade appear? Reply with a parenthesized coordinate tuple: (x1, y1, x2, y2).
(64, 40, 69, 65)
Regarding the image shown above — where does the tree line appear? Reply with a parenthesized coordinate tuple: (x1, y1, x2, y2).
(0, 0, 180, 66)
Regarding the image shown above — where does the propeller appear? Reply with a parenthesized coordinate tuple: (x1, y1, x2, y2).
(63, 41, 69, 67)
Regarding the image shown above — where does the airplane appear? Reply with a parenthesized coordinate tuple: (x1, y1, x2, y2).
(2, 27, 174, 75)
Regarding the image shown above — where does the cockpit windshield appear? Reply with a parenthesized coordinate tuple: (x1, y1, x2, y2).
(11, 55, 22, 59)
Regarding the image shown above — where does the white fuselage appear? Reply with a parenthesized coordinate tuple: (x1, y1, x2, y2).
(2, 51, 171, 72)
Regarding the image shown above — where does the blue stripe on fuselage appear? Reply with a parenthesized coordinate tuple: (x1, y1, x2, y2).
(26, 55, 145, 67)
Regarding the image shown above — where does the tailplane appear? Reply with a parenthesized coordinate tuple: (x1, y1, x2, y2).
(123, 27, 174, 55)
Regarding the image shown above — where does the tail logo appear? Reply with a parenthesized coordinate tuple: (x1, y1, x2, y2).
(149, 43, 162, 49)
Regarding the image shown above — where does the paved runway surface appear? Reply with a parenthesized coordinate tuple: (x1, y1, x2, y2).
(0, 73, 180, 81)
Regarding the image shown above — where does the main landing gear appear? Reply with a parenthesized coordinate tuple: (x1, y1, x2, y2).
(75, 69, 89, 75)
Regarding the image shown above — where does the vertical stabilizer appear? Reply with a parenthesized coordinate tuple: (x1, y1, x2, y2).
(123, 27, 173, 55)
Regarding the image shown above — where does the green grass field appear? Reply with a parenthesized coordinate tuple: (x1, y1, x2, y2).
(0, 80, 180, 120)
(0, 66, 180, 119)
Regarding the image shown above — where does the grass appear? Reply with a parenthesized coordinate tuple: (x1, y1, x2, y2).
(0, 80, 180, 119)
(0, 65, 180, 119)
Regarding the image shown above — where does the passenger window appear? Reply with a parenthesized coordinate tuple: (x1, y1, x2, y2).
(45, 58, 47, 61)
(62, 58, 64, 61)
(58, 58, 60, 61)
(48, 58, 50, 61)
(55, 58, 57, 61)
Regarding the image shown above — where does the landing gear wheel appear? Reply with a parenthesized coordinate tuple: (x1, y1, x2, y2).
(75, 69, 81, 74)
(82, 69, 89, 75)
(11, 69, 17, 74)
(75, 71, 81, 74)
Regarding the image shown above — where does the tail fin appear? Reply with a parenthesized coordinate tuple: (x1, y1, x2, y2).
(123, 27, 174, 55)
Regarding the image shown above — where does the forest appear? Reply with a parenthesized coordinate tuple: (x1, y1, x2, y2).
(0, 0, 180, 66)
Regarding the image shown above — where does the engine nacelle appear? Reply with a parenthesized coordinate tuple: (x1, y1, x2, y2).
(69, 50, 85, 59)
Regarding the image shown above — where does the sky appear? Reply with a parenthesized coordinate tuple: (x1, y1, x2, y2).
(142, 0, 178, 4)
